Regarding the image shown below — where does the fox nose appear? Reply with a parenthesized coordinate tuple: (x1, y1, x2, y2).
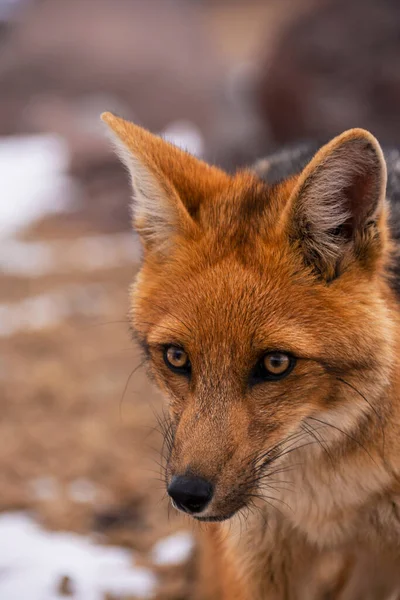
(167, 475, 213, 514)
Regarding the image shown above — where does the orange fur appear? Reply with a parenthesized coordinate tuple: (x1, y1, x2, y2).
(103, 112, 400, 599)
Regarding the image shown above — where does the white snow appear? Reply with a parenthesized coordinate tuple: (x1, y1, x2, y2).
(0, 512, 157, 600)
(67, 479, 98, 505)
(0, 234, 140, 277)
(152, 531, 194, 566)
(29, 477, 99, 504)
(29, 477, 60, 502)
(0, 135, 74, 240)
(0, 239, 55, 276)
(0, 284, 110, 337)
(162, 121, 204, 157)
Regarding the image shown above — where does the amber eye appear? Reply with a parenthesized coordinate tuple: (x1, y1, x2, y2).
(163, 345, 191, 374)
(251, 351, 295, 384)
(263, 352, 291, 375)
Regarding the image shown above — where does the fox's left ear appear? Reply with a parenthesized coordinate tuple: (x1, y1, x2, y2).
(288, 128, 388, 280)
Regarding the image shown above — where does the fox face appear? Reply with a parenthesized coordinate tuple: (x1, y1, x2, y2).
(103, 113, 394, 524)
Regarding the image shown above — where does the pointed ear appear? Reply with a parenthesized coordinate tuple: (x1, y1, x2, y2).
(101, 112, 229, 253)
(288, 128, 387, 280)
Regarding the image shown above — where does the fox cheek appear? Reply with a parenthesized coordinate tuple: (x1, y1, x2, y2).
(288, 128, 388, 281)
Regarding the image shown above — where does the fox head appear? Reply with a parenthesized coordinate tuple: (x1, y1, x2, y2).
(103, 112, 394, 523)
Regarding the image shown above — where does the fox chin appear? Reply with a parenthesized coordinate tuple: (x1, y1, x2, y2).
(103, 111, 400, 600)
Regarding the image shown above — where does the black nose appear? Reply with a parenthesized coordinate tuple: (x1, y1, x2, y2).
(167, 475, 213, 514)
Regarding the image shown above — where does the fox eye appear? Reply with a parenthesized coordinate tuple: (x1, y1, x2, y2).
(163, 345, 191, 374)
(251, 352, 295, 384)
(264, 352, 292, 375)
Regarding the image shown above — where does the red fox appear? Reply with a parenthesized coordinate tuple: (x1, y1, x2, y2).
(102, 112, 400, 599)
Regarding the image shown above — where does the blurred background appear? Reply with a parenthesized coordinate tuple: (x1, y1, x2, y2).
(1, 0, 400, 598)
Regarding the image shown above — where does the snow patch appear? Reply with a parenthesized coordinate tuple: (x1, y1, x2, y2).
(0, 512, 156, 600)
(0, 284, 110, 337)
(0, 234, 140, 277)
(152, 531, 194, 566)
(67, 479, 98, 504)
(29, 477, 60, 502)
(0, 135, 74, 240)
(162, 121, 204, 157)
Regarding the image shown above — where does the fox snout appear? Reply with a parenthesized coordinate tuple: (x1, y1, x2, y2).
(164, 403, 262, 521)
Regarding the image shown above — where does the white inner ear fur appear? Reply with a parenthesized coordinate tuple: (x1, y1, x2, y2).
(107, 133, 182, 252)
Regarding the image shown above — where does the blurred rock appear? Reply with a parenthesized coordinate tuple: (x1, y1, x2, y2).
(257, 0, 400, 146)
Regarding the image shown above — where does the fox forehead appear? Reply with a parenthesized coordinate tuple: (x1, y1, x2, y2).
(132, 253, 383, 369)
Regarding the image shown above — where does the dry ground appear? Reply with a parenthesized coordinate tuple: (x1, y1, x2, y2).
(0, 206, 196, 598)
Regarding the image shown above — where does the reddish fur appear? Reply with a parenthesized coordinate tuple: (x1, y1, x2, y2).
(103, 112, 400, 599)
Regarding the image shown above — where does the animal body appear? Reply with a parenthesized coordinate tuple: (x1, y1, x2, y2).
(102, 111, 400, 599)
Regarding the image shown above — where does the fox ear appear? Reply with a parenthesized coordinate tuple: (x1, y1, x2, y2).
(101, 112, 229, 253)
(288, 128, 387, 280)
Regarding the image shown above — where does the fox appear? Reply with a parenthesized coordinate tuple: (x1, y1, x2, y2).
(102, 111, 400, 599)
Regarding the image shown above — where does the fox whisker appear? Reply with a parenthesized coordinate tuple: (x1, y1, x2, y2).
(335, 376, 387, 461)
(301, 421, 336, 468)
(119, 359, 147, 417)
(307, 415, 379, 467)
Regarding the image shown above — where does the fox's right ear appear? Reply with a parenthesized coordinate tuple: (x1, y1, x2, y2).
(101, 112, 230, 254)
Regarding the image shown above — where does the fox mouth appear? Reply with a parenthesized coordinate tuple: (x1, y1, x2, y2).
(194, 512, 236, 522)
(171, 498, 238, 522)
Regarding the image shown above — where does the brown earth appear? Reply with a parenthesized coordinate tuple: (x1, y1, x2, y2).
(0, 207, 196, 597)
